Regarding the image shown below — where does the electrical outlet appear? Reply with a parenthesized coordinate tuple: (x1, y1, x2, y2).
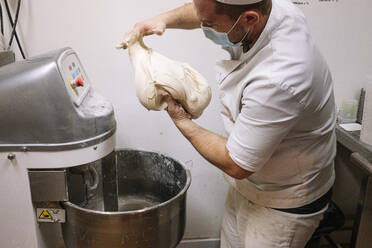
(0, 51, 15, 67)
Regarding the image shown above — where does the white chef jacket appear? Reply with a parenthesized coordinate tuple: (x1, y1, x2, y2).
(217, 0, 336, 208)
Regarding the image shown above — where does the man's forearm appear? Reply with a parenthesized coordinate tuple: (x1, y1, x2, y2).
(174, 119, 253, 179)
(161, 3, 201, 30)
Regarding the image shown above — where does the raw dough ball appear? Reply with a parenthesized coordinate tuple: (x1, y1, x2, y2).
(128, 37, 211, 119)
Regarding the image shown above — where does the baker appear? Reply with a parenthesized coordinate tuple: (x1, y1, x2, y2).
(118, 0, 336, 247)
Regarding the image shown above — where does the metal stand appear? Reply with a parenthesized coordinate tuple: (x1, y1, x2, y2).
(0, 50, 15, 67)
(336, 125, 372, 248)
(349, 154, 372, 248)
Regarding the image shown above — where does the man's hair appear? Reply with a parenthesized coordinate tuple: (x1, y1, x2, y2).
(215, 0, 271, 20)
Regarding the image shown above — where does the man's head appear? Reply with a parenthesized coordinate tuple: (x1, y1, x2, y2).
(194, 0, 271, 47)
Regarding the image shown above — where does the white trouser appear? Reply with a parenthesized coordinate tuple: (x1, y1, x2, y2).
(220, 186, 327, 248)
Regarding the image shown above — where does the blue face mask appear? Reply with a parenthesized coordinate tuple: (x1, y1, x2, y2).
(201, 15, 249, 47)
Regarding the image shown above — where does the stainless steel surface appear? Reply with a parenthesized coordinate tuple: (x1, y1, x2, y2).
(101, 151, 118, 211)
(0, 129, 116, 152)
(350, 152, 372, 176)
(62, 149, 191, 248)
(36, 208, 66, 223)
(0, 51, 15, 67)
(336, 125, 372, 248)
(0, 47, 116, 151)
(29, 170, 68, 202)
(69, 165, 100, 201)
(336, 125, 372, 160)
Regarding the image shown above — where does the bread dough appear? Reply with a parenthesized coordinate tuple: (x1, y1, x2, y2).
(128, 36, 211, 119)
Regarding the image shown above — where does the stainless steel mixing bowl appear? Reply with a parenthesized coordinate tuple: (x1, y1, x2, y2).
(62, 149, 191, 248)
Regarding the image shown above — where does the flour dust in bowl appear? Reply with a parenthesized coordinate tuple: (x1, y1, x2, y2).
(62, 149, 191, 248)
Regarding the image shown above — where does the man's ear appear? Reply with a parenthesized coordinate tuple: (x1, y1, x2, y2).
(241, 10, 260, 31)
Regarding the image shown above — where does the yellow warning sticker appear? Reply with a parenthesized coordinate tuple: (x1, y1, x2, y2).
(39, 210, 52, 220)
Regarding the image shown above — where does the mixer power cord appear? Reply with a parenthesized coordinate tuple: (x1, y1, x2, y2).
(3, 0, 26, 59)
(0, 2, 4, 36)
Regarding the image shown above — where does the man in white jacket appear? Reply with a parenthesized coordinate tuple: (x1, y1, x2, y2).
(118, 0, 336, 247)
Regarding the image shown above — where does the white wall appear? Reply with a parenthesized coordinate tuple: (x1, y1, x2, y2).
(2, 0, 371, 240)
(296, 0, 372, 107)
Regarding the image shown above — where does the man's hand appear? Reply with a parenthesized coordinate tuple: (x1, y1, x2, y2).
(116, 3, 200, 50)
(116, 16, 166, 50)
(163, 94, 192, 123)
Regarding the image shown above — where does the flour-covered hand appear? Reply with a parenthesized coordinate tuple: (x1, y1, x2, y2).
(116, 17, 166, 50)
(163, 94, 192, 123)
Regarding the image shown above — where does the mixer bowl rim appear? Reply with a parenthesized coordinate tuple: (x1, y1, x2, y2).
(63, 148, 191, 215)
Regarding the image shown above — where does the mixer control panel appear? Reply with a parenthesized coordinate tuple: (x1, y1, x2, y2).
(59, 51, 91, 106)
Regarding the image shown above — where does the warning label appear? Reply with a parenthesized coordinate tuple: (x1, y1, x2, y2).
(39, 210, 52, 220)
(36, 208, 65, 223)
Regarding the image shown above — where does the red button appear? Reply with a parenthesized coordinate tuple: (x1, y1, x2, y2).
(75, 77, 84, 87)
